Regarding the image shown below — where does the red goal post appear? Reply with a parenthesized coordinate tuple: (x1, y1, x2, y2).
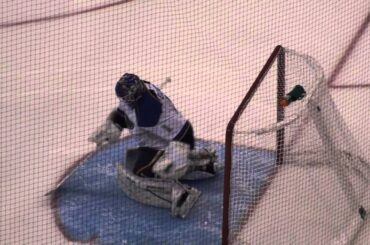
(222, 45, 285, 245)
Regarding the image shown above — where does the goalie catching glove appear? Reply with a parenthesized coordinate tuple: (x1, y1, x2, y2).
(88, 109, 133, 147)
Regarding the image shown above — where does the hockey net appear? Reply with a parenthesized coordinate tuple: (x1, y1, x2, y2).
(223, 46, 370, 245)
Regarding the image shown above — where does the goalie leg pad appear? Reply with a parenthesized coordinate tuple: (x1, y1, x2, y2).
(118, 163, 173, 209)
(171, 184, 201, 218)
(117, 150, 201, 218)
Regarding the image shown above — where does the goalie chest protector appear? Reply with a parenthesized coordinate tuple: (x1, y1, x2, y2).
(118, 82, 187, 148)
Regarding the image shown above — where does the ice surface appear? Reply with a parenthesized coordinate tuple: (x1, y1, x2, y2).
(1, 0, 369, 244)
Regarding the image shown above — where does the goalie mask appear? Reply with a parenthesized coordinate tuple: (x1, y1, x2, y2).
(115, 73, 146, 103)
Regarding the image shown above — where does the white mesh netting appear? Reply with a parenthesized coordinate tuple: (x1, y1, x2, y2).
(229, 47, 370, 244)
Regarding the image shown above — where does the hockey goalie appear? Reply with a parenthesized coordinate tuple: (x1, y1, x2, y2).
(89, 73, 221, 218)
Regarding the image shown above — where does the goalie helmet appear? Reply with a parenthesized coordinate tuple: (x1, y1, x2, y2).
(115, 73, 146, 103)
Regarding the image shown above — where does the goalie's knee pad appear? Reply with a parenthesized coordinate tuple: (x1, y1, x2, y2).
(152, 142, 222, 180)
(182, 148, 223, 180)
(152, 141, 191, 180)
(188, 148, 217, 165)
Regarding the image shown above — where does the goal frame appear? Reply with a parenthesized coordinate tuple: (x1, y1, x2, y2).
(221, 44, 369, 245)
(222, 45, 286, 245)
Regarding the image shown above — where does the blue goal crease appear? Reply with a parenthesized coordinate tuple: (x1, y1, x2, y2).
(52, 136, 276, 245)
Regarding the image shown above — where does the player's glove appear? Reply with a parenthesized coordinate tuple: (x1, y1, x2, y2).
(88, 119, 122, 147)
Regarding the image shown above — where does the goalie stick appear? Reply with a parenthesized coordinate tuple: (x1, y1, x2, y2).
(45, 150, 95, 197)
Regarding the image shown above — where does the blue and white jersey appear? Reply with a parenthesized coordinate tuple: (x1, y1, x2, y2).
(118, 82, 187, 149)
